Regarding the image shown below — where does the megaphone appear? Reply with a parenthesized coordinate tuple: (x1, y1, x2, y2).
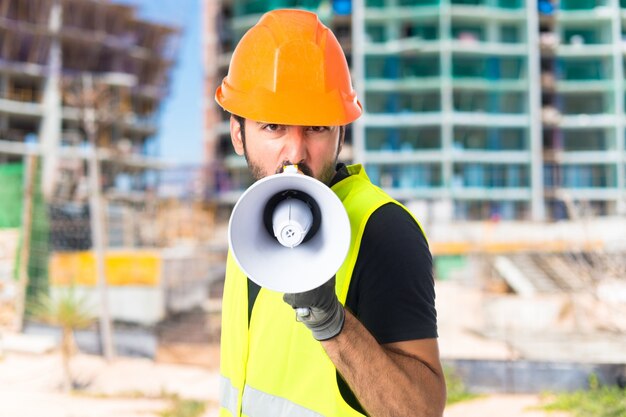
(228, 167, 351, 293)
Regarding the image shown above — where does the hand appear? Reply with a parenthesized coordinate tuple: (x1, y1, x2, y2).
(283, 276, 345, 341)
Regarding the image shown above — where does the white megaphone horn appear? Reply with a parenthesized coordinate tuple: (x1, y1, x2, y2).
(228, 166, 351, 293)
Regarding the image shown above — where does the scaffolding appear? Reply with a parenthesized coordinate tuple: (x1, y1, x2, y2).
(0, 0, 179, 199)
(0, 0, 184, 342)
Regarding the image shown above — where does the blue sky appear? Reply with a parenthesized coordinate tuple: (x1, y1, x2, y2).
(121, 0, 203, 165)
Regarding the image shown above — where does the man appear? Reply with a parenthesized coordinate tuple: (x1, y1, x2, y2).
(215, 9, 446, 417)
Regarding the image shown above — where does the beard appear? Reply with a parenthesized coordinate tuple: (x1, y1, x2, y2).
(244, 150, 338, 186)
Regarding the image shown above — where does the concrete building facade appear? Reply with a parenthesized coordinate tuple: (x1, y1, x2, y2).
(202, 0, 626, 222)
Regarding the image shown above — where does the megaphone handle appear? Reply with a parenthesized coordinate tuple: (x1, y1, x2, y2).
(296, 307, 311, 319)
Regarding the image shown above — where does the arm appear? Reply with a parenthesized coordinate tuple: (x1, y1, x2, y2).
(323, 311, 446, 417)
(285, 282, 446, 417)
(284, 203, 444, 416)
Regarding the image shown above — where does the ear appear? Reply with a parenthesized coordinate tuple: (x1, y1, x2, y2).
(230, 116, 245, 156)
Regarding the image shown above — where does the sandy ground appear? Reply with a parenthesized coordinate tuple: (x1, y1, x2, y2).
(0, 344, 570, 417)
(445, 395, 569, 417)
(0, 280, 575, 417)
(0, 354, 566, 417)
(0, 350, 220, 417)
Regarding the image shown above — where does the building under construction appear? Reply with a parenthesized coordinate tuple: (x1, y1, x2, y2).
(0, 0, 196, 331)
(0, 0, 178, 204)
(203, 0, 626, 222)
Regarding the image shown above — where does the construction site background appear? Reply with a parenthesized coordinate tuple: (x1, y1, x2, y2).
(2, 150, 626, 379)
(1, 1, 626, 416)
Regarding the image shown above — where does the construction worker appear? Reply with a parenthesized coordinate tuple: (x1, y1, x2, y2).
(215, 9, 446, 417)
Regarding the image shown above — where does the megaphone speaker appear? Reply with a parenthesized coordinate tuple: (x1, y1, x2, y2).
(228, 171, 351, 293)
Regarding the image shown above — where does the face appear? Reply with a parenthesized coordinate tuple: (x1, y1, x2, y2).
(229, 117, 344, 185)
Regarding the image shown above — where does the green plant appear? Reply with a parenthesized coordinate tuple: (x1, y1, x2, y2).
(541, 375, 626, 417)
(159, 394, 207, 417)
(444, 365, 479, 405)
(32, 287, 95, 392)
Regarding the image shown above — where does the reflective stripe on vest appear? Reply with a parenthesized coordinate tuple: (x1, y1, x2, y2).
(242, 384, 325, 417)
(220, 376, 240, 416)
(220, 378, 325, 417)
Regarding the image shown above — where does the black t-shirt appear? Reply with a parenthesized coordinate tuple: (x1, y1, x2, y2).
(246, 165, 437, 414)
(329, 164, 437, 344)
(329, 165, 437, 414)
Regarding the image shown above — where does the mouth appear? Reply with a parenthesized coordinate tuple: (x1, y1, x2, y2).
(281, 164, 299, 174)
(277, 163, 313, 177)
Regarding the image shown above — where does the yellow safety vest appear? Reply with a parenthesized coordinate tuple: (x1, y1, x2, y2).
(219, 165, 421, 417)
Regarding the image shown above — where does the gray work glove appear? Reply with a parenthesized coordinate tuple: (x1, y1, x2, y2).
(283, 276, 345, 341)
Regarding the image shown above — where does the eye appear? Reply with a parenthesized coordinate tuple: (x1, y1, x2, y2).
(262, 123, 282, 132)
(307, 126, 331, 133)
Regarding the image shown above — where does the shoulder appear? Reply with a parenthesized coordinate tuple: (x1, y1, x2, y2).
(347, 202, 437, 343)
(361, 203, 430, 257)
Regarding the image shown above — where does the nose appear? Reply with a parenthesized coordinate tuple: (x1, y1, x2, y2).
(282, 126, 308, 165)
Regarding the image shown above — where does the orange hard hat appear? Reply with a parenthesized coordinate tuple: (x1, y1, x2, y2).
(215, 9, 362, 126)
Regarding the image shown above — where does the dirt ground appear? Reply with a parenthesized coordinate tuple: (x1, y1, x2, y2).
(445, 394, 570, 417)
(0, 280, 575, 417)
(0, 347, 570, 417)
(0, 349, 220, 417)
